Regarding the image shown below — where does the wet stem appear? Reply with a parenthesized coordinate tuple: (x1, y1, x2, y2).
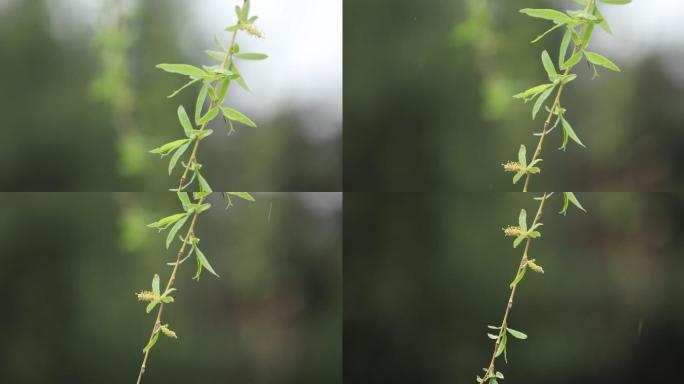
(484, 193, 548, 380)
(522, 0, 595, 192)
(177, 27, 240, 191)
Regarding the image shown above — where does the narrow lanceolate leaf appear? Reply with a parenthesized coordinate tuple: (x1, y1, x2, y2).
(195, 247, 219, 278)
(195, 84, 209, 125)
(532, 86, 554, 120)
(168, 142, 190, 175)
(177, 192, 192, 210)
(205, 49, 226, 61)
(560, 115, 586, 149)
(166, 214, 189, 249)
(157, 63, 208, 78)
(531, 22, 565, 44)
(167, 78, 201, 98)
(562, 49, 584, 70)
(178, 106, 194, 137)
(150, 139, 190, 156)
(519, 8, 572, 24)
(518, 145, 527, 168)
(152, 274, 161, 296)
(541, 50, 558, 80)
(222, 107, 257, 128)
(197, 106, 220, 126)
(513, 83, 553, 102)
(510, 265, 527, 288)
(507, 328, 528, 340)
(147, 213, 188, 231)
(196, 172, 213, 194)
(584, 51, 621, 72)
(495, 334, 507, 357)
(518, 209, 528, 232)
(143, 330, 160, 353)
(566, 192, 587, 212)
(559, 28, 572, 67)
(227, 192, 255, 202)
(235, 53, 268, 61)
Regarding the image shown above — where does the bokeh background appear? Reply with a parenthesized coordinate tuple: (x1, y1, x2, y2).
(344, 192, 684, 383)
(0, 192, 341, 383)
(344, 0, 684, 191)
(0, 0, 341, 191)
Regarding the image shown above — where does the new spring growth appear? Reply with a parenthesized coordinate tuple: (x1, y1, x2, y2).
(507, 0, 630, 192)
(151, 0, 267, 191)
(477, 192, 587, 384)
(502, 145, 541, 185)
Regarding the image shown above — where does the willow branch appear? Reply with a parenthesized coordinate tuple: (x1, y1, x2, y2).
(136, 196, 205, 384)
(483, 193, 549, 379)
(522, 0, 595, 192)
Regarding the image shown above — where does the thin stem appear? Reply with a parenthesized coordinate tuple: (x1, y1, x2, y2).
(136, 197, 205, 384)
(522, 0, 595, 192)
(483, 193, 549, 379)
(177, 19, 242, 191)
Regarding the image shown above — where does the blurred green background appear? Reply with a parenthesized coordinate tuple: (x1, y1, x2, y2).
(0, 0, 341, 191)
(344, 0, 684, 191)
(0, 192, 341, 383)
(344, 192, 684, 383)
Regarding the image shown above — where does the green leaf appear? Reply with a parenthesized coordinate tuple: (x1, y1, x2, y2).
(566, 192, 587, 212)
(226, 192, 255, 202)
(157, 64, 208, 78)
(235, 53, 268, 61)
(495, 334, 507, 358)
(205, 50, 225, 61)
(177, 106, 194, 137)
(507, 328, 528, 340)
(561, 49, 584, 70)
(195, 84, 209, 125)
(513, 236, 525, 248)
(532, 86, 554, 120)
(177, 192, 192, 210)
(512, 171, 524, 185)
(167, 78, 201, 99)
(559, 28, 572, 67)
(196, 247, 219, 278)
(519, 8, 572, 24)
(230, 62, 251, 92)
(531, 22, 565, 43)
(152, 274, 160, 296)
(146, 300, 160, 314)
(510, 265, 527, 288)
(221, 107, 257, 128)
(584, 51, 621, 72)
(168, 142, 190, 175)
(147, 213, 188, 231)
(166, 214, 189, 249)
(560, 115, 586, 149)
(518, 209, 528, 232)
(489, 378, 498, 384)
(196, 172, 213, 194)
(513, 83, 553, 102)
(143, 330, 160, 353)
(150, 139, 190, 156)
(541, 50, 558, 80)
(487, 333, 499, 340)
(594, 6, 613, 34)
(198, 106, 219, 126)
(218, 77, 230, 103)
(517, 145, 527, 168)
(581, 23, 595, 49)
